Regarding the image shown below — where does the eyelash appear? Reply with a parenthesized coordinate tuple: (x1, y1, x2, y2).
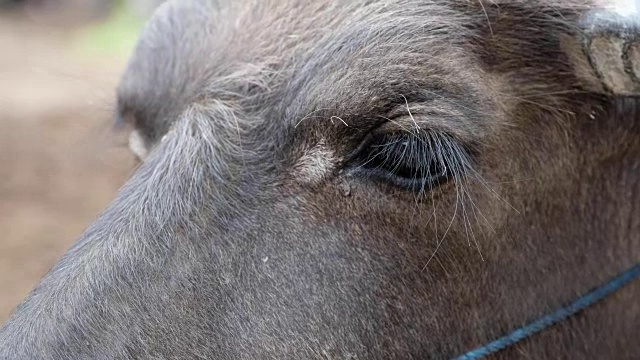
(349, 129, 471, 192)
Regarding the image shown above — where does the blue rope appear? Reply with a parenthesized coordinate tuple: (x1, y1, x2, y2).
(453, 262, 640, 360)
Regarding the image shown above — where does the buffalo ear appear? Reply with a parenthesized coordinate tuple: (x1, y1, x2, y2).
(565, 8, 640, 96)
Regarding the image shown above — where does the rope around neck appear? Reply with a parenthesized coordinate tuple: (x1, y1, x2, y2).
(453, 262, 640, 360)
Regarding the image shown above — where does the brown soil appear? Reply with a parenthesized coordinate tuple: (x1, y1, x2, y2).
(0, 14, 136, 322)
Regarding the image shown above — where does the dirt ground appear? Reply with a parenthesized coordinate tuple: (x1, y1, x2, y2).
(0, 14, 137, 322)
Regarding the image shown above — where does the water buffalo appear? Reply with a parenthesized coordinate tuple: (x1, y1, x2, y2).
(1, 0, 639, 358)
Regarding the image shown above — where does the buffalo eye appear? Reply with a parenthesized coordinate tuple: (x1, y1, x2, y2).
(348, 128, 471, 192)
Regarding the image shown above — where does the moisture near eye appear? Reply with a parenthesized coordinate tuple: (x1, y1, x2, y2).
(351, 130, 472, 192)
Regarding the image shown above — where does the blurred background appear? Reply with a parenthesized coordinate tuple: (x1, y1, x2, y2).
(0, 0, 165, 322)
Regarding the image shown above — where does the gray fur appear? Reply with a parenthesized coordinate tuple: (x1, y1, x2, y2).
(1, 1, 639, 359)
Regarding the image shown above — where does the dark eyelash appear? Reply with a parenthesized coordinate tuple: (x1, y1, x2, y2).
(349, 130, 472, 192)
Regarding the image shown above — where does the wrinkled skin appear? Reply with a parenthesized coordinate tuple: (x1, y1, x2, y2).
(1, 1, 639, 359)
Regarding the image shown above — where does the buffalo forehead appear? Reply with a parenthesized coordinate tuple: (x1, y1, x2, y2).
(120, 0, 480, 130)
